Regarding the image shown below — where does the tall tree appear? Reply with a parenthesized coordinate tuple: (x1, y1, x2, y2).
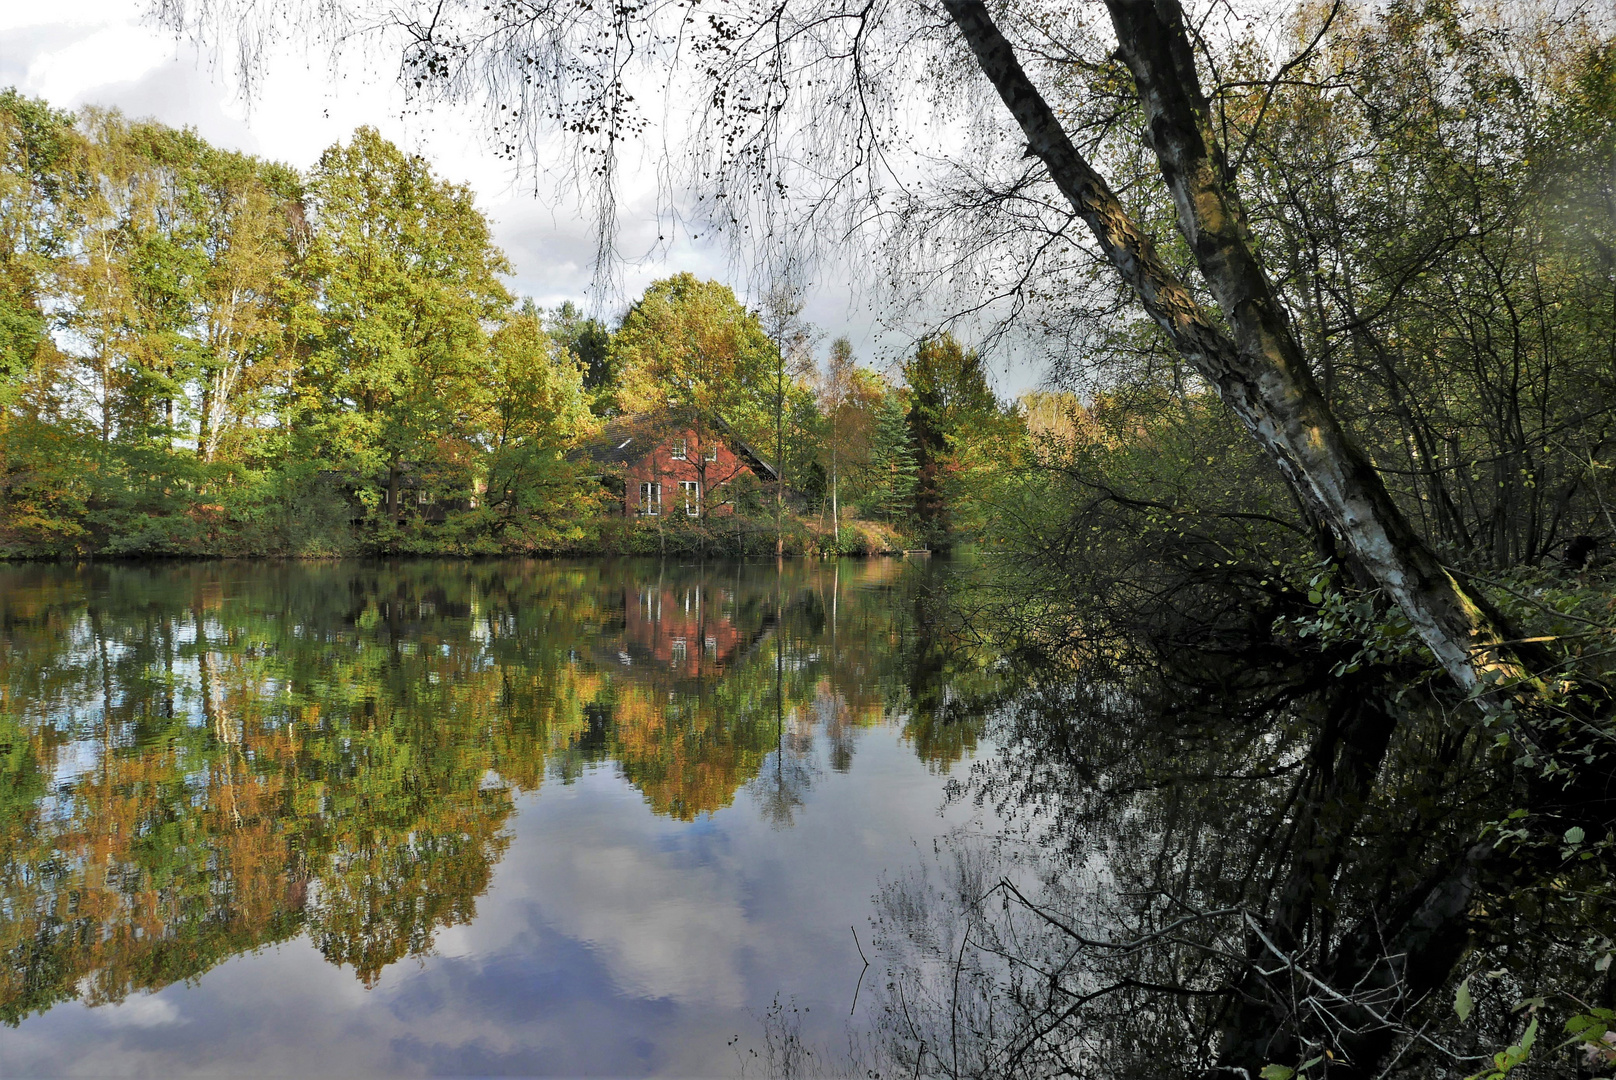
(474, 304, 596, 548)
(613, 273, 772, 425)
(546, 299, 614, 412)
(297, 127, 510, 526)
(864, 390, 919, 525)
(188, 151, 304, 463)
(818, 336, 856, 544)
(760, 278, 814, 557)
(0, 91, 82, 550)
(903, 333, 997, 537)
(903, 0, 1605, 724)
(0, 91, 75, 395)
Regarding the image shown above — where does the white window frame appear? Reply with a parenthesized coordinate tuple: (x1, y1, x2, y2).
(670, 438, 688, 461)
(680, 480, 701, 517)
(639, 482, 661, 515)
(703, 443, 718, 462)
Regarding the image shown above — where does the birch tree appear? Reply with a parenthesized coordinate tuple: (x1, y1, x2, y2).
(190, 152, 303, 463)
(817, 336, 856, 544)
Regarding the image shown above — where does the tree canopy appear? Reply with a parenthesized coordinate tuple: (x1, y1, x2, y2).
(0, 96, 946, 558)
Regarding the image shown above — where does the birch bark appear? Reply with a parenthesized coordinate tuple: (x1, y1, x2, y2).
(942, 0, 1556, 706)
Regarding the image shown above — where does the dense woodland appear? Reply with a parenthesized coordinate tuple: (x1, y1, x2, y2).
(0, 98, 1021, 558)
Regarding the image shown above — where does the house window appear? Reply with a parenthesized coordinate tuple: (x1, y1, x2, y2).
(639, 482, 661, 515)
(680, 480, 701, 517)
(704, 443, 718, 462)
(670, 438, 688, 460)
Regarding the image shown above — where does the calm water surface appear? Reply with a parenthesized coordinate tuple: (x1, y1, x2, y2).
(0, 558, 991, 1077)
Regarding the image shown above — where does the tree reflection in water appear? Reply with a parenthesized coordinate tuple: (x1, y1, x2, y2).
(0, 557, 992, 1025)
(848, 572, 1616, 1080)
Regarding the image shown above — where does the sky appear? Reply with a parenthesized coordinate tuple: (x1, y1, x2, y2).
(0, 1, 1045, 395)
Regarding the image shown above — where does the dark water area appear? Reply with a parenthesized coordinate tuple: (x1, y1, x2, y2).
(0, 557, 990, 1077)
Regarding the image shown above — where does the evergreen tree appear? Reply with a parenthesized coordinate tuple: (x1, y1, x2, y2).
(546, 300, 613, 410)
(902, 333, 996, 534)
(866, 391, 918, 523)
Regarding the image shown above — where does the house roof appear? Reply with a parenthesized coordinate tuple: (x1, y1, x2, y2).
(709, 414, 780, 482)
(576, 422, 648, 467)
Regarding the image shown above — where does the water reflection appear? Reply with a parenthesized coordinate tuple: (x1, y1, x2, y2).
(855, 625, 1616, 1079)
(0, 557, 989, 1029)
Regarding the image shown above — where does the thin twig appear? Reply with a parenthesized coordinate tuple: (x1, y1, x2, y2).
(849, 925, 870, 1016)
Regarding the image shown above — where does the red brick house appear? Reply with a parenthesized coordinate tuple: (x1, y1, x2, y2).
(578, 414, 778, 518)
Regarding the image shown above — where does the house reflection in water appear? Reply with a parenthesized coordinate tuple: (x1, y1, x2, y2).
(618, 581, 751, 676)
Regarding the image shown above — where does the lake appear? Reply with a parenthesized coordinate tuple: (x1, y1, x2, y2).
(0, 557, 993, 1077)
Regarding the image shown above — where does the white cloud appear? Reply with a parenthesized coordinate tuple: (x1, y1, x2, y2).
(508, 782, 759, 1007)
(96, 993, 181, 1029)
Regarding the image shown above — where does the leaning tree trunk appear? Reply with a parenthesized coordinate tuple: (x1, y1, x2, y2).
(943, 8, 1614, 1073)
(941, 0, 1568, 711)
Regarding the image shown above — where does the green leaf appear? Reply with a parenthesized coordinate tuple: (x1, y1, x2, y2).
(1455, 976, 1474, 1022)
(1259, 1067, 1295, 1080)
(1564, 826, 1585, 845)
